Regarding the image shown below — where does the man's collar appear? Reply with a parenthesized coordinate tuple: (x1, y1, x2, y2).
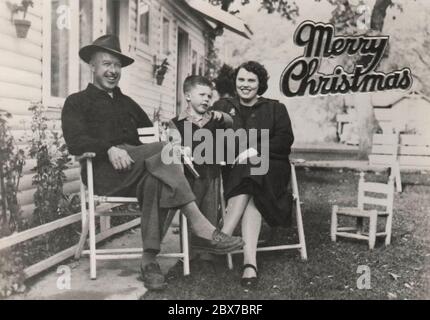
(86, 83, 123, 98)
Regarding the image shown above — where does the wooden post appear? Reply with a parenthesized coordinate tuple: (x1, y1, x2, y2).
(331, 205, 338, 242)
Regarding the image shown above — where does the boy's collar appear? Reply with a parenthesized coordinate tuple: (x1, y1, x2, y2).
(178, 107, 212, 127)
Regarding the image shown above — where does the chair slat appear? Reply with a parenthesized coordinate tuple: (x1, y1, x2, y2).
(363, 182, 391, 194)
(363, 196, 389, 207)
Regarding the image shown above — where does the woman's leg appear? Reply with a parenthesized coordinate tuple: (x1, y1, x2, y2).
(241, 197, 262, 278)
(222, 194, 251, 236)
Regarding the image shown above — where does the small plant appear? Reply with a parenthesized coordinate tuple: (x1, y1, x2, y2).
(0, 111, 25, 236)
(29, 103, 71, 226)
(0, 111, 26, 298)
(6, 0, 33, 20)
(153, 57, 170, 85)
(6, 0, 34, 38)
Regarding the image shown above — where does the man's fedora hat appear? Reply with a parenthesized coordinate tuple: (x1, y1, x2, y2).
(79, 34, 134, 67)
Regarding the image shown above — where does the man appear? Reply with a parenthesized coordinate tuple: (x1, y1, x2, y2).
(61, 35, 244, 291)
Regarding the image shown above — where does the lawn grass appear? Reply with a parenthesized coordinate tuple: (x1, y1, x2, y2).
(142, 168, 430, 300)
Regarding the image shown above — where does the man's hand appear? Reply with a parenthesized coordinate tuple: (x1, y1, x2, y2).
(108, 146, 134, 171)
(211, 111, 224, 121)
(233, 147, 259, 165)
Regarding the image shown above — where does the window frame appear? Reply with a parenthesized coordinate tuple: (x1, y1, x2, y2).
(160, 8, 172, 58)
(43, 0, 99, 108)
(136, 0, 152, 56)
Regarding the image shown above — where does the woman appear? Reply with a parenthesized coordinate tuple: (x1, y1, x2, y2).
(212, 61, 294, 289)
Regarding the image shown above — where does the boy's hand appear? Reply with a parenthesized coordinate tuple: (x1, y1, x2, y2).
(108, 146, 134, 171)
(233, 147, 259, 165)
(211, 111, 224, 121)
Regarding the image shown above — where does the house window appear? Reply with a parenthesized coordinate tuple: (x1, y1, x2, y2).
(79, 0, 93, 90)
(162, 17, 170, 55)
(198, 55, 204, 76)
(138, 0, 150, 46)
(191, 50, 198, 75)
(44, 0, 93, 106)
(50, 0, 70, 98)
(106, 0, 120, 37)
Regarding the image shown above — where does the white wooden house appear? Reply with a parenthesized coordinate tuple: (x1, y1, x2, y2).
(0, 0, 251, 220)
(337, 91, 430, 145)
(372, 90, 430, 135)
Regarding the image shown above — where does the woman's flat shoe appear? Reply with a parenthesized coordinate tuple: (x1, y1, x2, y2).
(241, 264, 258, 289)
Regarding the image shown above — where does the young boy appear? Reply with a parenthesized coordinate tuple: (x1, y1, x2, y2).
(168, 75, 233, 259)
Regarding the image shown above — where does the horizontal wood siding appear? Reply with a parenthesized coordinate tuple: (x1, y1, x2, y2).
(0, 0, 43, 115)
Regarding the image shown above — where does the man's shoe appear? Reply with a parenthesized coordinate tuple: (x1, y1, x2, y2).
(192, 229, 244, 254)
(140, 262, 167, 291)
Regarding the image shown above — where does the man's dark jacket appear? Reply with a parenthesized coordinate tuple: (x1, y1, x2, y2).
(61, 84, 153, 195)
(61, 83, 153, 160)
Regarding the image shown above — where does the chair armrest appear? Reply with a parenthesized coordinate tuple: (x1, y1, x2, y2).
(75, 152, 96, 162)
(291, 158, 306, 165)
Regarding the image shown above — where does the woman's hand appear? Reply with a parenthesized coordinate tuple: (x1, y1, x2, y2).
(211, 111, 224, 121)
(108, 146, 134, 171)
(233, 147, 259, 165)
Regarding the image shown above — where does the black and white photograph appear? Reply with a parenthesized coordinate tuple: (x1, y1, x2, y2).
(0, 0, 429, 303)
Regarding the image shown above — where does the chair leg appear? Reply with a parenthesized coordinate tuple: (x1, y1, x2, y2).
(87, 160, 97, 279)
(385, 213, 393, 246)
(180, 212, 190, 276)
(291, 163, 307, 260)
(368, 213, 377, 250)
(331, 205, 338, 242)
(295, 196, 307, 260)
(75, 216, 89, 259)
(75, 181, 88, 259)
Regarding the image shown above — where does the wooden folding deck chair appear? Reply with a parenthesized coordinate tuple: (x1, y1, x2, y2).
(331, 172, 395, 249)
(224, 159, 308, 269)
(74, 123, 190, 279)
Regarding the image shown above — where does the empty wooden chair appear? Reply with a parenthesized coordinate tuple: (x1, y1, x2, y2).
(331, 172, 395, 250)
(74, 123, 190, 279)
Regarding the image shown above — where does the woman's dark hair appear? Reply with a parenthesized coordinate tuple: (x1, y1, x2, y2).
(234, 61, 269, 96)
(214, 64, 236, 98)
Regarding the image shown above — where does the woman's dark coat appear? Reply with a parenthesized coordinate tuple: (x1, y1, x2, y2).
(212, 97, 295, 227)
